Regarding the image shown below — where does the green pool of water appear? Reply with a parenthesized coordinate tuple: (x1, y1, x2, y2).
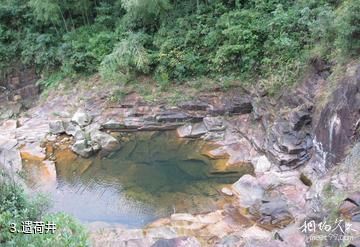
(49, 131, 246, 227)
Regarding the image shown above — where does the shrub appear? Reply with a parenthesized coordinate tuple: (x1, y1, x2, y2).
(0, 180, 89, 246)
(100, 32, 150, 81)
(334, 0, 360, 57)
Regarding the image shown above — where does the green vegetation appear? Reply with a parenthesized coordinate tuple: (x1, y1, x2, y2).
(0, 177, 89, 246)
(0, 0, 359, 91)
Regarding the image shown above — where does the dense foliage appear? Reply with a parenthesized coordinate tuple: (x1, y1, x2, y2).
(0, 179, 89, 246)
(0, 0, 359, 88)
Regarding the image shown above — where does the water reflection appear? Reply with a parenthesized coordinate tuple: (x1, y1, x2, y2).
(48, 131, 245, 227)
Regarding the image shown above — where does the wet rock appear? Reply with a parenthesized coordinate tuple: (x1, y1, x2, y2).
(71, 140, 93, 158)
(232, 175, 264, 207)
(89, 130, 120, 152)
(151, 237, 201, 247)
(71, 109, 92, 127)
(178, 100, 208, 111)
(203, 116, 225, 131)
(49, 120, 65, 134)
(176, 123, 207, 138)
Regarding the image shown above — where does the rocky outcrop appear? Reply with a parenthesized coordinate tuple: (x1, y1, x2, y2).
(49, 110, 120, 158)
(314, 64, 360, 166)
(266, 117, 313, 169)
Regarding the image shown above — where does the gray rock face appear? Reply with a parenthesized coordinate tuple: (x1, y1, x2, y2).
(232, 175, 264, 207)
(151, 237, 201, 247)
(314, 65, 360, 166)
(49, 120, 65, 134)
(89, 130, 120, 152)
(71, 140, 93, 158)
(266, 120, 312, 169)
(71, 110, 92, 127)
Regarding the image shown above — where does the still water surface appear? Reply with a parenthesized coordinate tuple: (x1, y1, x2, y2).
(33, 132, 242, 227)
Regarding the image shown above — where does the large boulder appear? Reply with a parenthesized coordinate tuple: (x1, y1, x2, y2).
(89, 130, 120, 152)
(71, 109, 92, 127)
(71, 140, 93, 158)
(49, 120, 65, 134)
(64, 121, 82, 136)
